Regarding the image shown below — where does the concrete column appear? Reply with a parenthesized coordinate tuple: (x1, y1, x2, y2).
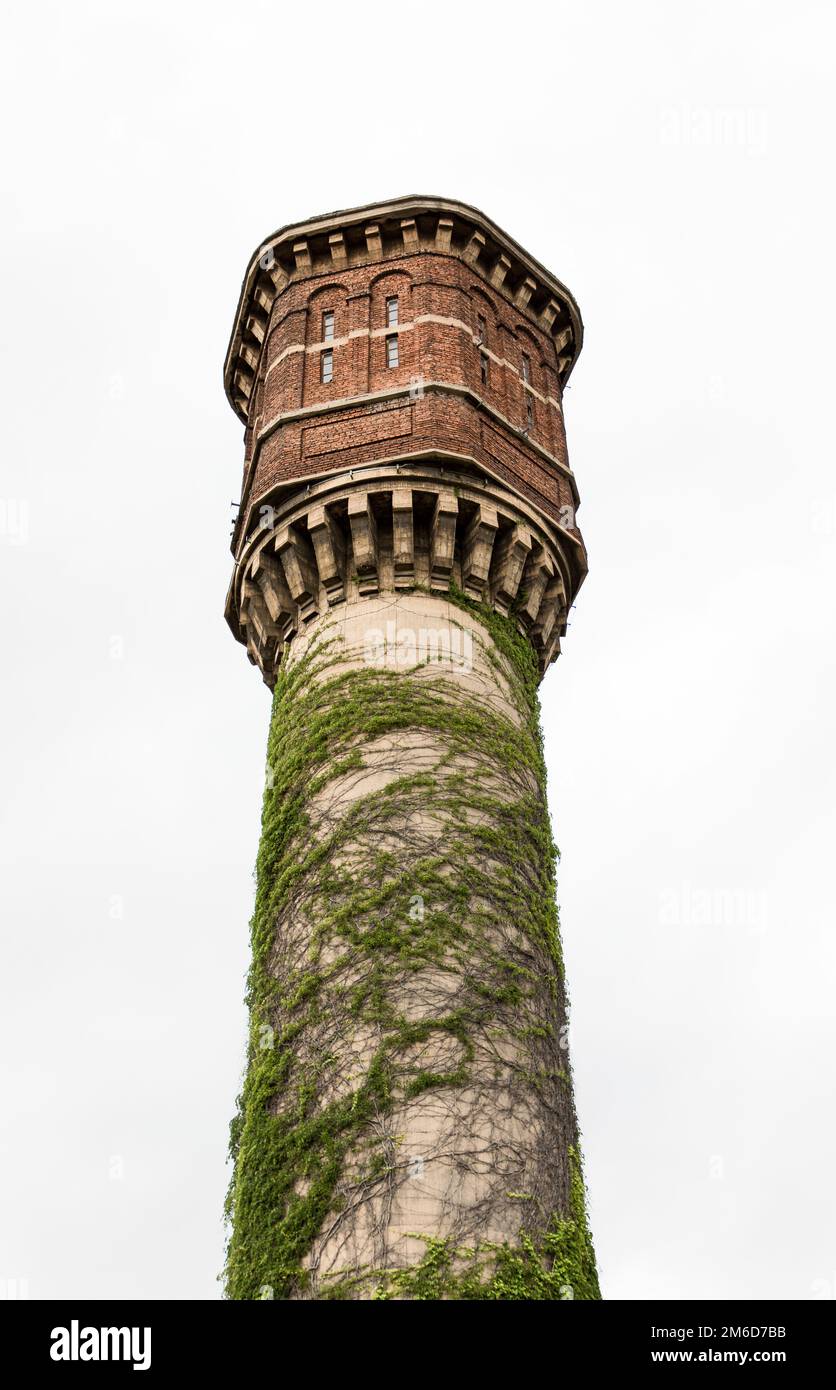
(231, 589, 588, 1299)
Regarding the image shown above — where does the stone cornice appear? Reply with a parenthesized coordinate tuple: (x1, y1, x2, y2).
(225, 459, 586, 686)
(232, 450, 587, 593)
(224, 195, 584, 424)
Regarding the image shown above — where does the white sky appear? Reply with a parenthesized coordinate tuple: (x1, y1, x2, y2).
(1, 0, 834, 1301)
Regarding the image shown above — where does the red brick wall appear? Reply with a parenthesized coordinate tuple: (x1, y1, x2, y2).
(237, 245, 580, 540)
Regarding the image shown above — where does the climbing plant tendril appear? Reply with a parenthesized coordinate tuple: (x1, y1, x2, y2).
(224, 588, 600, 1300)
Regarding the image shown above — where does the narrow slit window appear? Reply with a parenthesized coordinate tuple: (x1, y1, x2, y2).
(526, 395, 534, 430)
(321, 348, 333, 384)
(322, 310, 335, 342)
(386, 296, 399, 328)
(386, 334, 399, 369)
(521, 352, 531, 384)
(477, 314, 486, 345)
(480, 352, 489, 386)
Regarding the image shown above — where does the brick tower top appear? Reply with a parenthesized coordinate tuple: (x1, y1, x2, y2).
(223, 195, 588, 684)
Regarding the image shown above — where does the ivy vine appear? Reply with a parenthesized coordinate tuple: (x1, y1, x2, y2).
(224, 586, 599, 1300)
